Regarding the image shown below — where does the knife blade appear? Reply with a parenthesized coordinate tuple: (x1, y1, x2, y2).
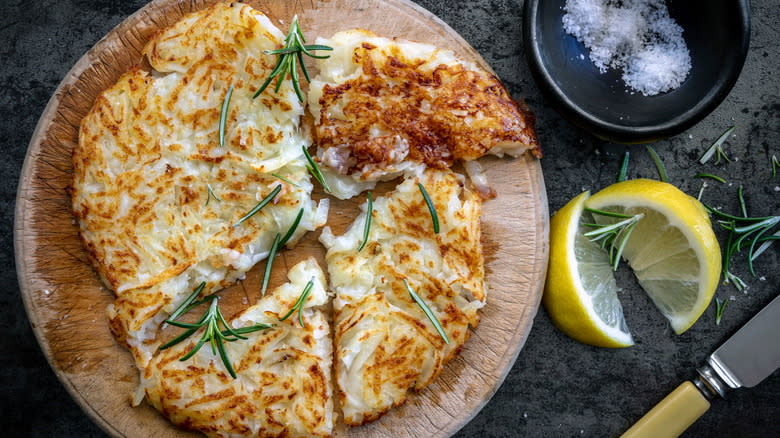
(705, 294, 780, 391)
(621, 294, 780, 438)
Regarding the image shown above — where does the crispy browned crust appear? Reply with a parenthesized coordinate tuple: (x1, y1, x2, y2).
(314, 37, 541, 177)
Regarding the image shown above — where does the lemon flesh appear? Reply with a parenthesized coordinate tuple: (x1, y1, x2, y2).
(544, 179, 721, 348)
(544, 191, 633, 348)
(585, 179, 721, 334)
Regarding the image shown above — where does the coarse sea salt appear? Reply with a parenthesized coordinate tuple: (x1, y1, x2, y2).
(563, 0, 691, 96)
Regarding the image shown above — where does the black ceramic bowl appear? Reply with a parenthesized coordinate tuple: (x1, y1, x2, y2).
(523, 0, 750, 144)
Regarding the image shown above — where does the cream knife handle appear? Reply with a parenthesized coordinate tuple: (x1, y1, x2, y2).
(620, 381, 710, 438)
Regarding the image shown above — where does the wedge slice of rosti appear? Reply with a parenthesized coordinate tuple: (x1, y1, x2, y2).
(307, 29, 540, 199)
(319, 168, 485, 426)
(140, 258, 334, 438)
(70, 2, 328, 367)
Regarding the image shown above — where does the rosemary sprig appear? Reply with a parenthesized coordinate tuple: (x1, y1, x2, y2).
(772, 155, 779, 178)
(259, 208, 304, 297)
(358, 192, 373, 252)
(699, 125, 735, 165)
(694, 173, 726, 184)
(645, 145, 668, 182)
(219, 85, 234, 148)
(582, 207, 644, 271)
(161, 294, 271, 378)
(617, 152, 629, 182)
(206, 183, 222, 206)
(705, 203, 780, 286)
(302, 146, 331, 192)
(272, 173, 300, 188)
(404, 279, 449, 345)
(279, 278, 315, 328)
(232, 184, 282, 228)
(715, 297, 727, 325)
(418, 183, 439, 234)
(253, 15, 333, 102)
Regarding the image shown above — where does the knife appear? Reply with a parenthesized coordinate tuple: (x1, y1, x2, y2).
(621, 294, 780, 438)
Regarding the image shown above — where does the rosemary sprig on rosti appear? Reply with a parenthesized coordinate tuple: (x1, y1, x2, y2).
(161, 283, 272, 378)
(253, 15, 332, 102)
(260, 208, 304, 297)
(232, 184, 283, 228)
(404, 279, 449, 344)
(279, 278, 315, 328)
(418, 183, 440, 234)
(358, 192, 373, 252)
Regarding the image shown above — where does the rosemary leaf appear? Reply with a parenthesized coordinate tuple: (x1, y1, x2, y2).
(219, 85, 234, 148)
(645, 145, 668, 182)
(694, 173, 726, 183)
(216, 306, 247, 340)
(160, 327, 198, 350)
(358, 192, 373, 252)
(715, 298, 727, 325)
(699, 125, 735, 165)
(418, 183, 439, 234)
(583, 207, 633, 219)
(617, 152, 629, 182)
(261, 233, 281, 297)
(215, 332, 236, 378)
(271, 173, 301, 187)
(168, 282, 206, 322)
(404, 279, 449, 344)
(279, 208, 304, 247)
(772, 155, 779, 178)
(297, 281, 315, 328)
(232, 184, 282, 228)
(253, 56, 283, 99)
(224, 323, 273, 336)
(302, 145, 331, 192)
(738, 185, 748, 218)
(206, 183, 222, 206)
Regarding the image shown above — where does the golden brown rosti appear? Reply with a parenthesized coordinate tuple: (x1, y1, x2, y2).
(140, 259, 334, 438)
(319, 168, 484, 425)
(70, 2, 328, 367)
(308, 29, 540, 199)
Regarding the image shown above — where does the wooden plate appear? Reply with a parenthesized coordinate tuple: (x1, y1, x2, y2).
(14, 0, 548, 436)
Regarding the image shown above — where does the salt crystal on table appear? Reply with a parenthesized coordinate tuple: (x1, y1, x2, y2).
(562, 0, 691, 96)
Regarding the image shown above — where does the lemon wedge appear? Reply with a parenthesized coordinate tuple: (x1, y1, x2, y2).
(544, 179, 721, 347)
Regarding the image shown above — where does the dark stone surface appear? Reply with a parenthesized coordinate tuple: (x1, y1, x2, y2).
(1, 0, 777, 436)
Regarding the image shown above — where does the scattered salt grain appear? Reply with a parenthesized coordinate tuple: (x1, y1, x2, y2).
(43, 289, 50, 295)
(773, 186, 779, 192)
(729, 295, 736, 301)
(759, 276, 766, 281)
(562, 0, 691, 96)
(523, 412, 528, 418)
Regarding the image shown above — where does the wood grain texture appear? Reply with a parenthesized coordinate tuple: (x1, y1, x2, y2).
(14, 0, 549, 437)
